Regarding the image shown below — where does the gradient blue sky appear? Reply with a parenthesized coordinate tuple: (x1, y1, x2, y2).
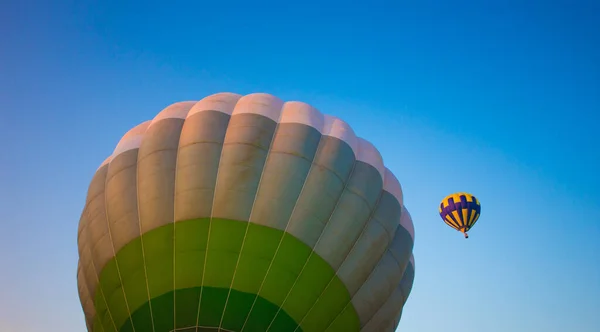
(1, 0, 599, 331)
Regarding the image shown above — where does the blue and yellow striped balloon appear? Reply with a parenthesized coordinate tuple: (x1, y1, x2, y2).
(439, 192, 481, 238)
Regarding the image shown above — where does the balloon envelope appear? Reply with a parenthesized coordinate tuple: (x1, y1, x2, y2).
(77, 93, 416, 332)
(439, 192, 481, 238)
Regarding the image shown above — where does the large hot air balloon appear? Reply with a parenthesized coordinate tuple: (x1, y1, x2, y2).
(439, 192, 481, 238)
(77, 93, 416, 332)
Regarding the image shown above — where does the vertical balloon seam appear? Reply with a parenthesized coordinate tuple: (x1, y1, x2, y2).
(294, 141, 399, 331)
(146, 104, 191, 330)
(173, 109, 190, 332)
(362, 257, 414, 331)
(82, 167, 103, 331)
(78, 251, 92, 328)
(88, 165, 118, 332)
(169, 93, 237, 331)
(260, 107, 328, 332)
(239, 113, 352, 332)
(239, 130, 326, 331)
(291, 138, 389, 331)
(362, 241, 414, 330)
(394, 267, 414, 330)
(171, 103, 197, 332)
(144, 103, 191, 331)
(321, 231, 392, 330)
(102, 121, 151, 331)
(76, 263, 85, 322)
(374, 228, 414, 321)
(80, 214, 99, 330)
(111, 135, 142, 332)
(82, 248, 104, 331)
(399, 207, 415, 243)
(263, 151, 359, 331)
(82, 169, 99, 330)
(218, 97, 285, 331)
(336, 196, 399, 295)
(77, 212, 92, 324)
(381, 270, 411, 331)
(82, 164, 109, 310)
(78, 173, 96, 299)
(233, 97, 296, 331)
(126, 123, 156, 332)
(194, 96, 244, 330)
(149, 101, 192, 329)
(293, 189, 385, 332)
(88, 244, 113, 332)
(324, 224, 412, 331)
(175, 93, 241, 331)
(312, 156, 403, 329)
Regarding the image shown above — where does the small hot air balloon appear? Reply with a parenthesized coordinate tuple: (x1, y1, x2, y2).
(439, 192, 481, 239)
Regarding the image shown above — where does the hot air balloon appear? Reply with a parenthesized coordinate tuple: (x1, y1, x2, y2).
(77, 93, 416, 332)
(439, 192, 481, 238)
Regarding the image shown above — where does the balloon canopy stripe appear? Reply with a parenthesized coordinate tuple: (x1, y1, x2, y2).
(92, 219, 358, 332)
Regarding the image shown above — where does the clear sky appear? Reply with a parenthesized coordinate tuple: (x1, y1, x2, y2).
(1, 0, 599, 331)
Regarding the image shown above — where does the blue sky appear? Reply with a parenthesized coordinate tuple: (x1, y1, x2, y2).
(1, 0, 599, 331)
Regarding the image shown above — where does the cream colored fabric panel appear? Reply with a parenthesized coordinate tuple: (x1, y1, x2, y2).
(286, 135, 356, 248)
(354, 138, 385, 182)
(382, 168, 403, 208)
(250, 120, 322, 229)
(360, 279, 403, 332)
(81, 248, 100, 316)
(187, 92, 241, 117)
(148, 101, 195, 126)
(388, 225, 414, 276)
(313, 138, 385, 270)
(361, 259, 415, 332)
(175, 95, 240, 222)
(77, 261, 95, 330)
(250, 102, 323, 229)
(211, 94, 283, 221)
(100, 120, 150, 268)
(403, 256, 415, 298)
(137, 117, 187, 233)
(77, 209, 93, 296)
(77, 210, 98, 312)
(380, 168, 404, 238)
(77, 208, 88, 254)
(351, 225, 412, 326)
(97, 155, 112, 172)
(279, 101, 325, 128)
(322, 115, 359, 154)
(336, 215, 391, 296)
(231, 92, 283, 122)
(104, 150, 142, 254)
(112, 121, 151, 157)
(393, 310, 403, 331)
(399, 206, 415, 241)
(76, 262, 88, 320)
(378, 312, 401, 332)
(314, 161, 383, 270)
(85, 164, 114, 281)
(336, 168, 404, 295)
(351, 251, 401, 326)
